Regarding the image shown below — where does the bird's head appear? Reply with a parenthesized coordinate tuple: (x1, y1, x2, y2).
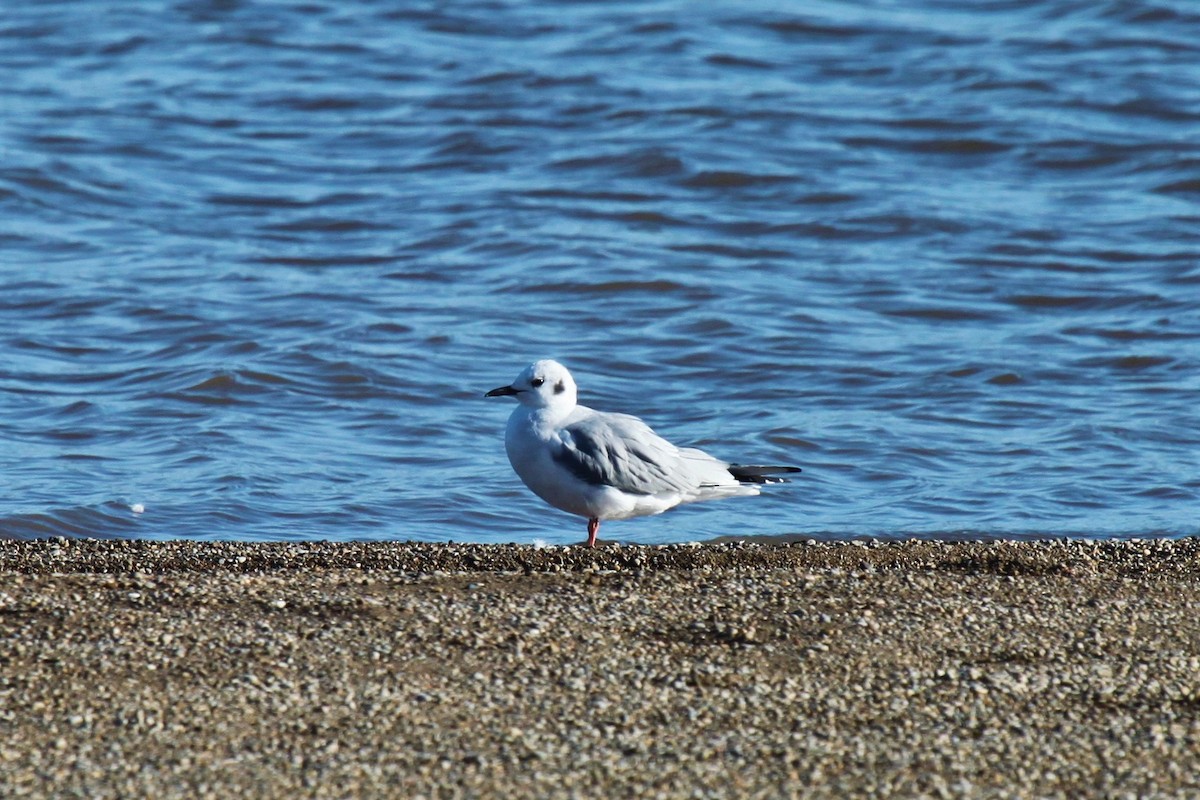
(486, 359, 578, 411)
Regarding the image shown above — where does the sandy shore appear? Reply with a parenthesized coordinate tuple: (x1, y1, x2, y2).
(2, 537, 1198, 798)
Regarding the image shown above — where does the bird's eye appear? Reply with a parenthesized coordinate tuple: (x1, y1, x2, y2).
(531, 377, 544, 388)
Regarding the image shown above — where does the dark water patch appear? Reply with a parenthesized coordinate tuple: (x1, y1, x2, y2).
(13, 338, 109, 357)
(241, 129, 310, 141)
(59, 452, 112, 461)
(610, 210, 688, 226)
(885, 117, 986, 133)
(1002, 294, 1168, 312)
(265, 217, 393, 233)
(961, 254, 1104, 275)
(913, 138, 1013, 156)
(1153, 178, 1200, 196)
(5, 167, 132, 208)
(717, 220, 857, 240)
(1163, 262, 1200, 285)
(946, 366, 983, 379)
(49, 400, 98, 417)
(175, 373, 262, 403)
(907, 412, 1016, 431)
(40, 428, 102, 443)
(207, 192, 372, 209)
(508, 279, 709, 298)
(1082, 248, 1193, 265)
(1136, 486, 1196, 501)
(842, 136, 1011, 157)
(848, 214, 970, 237)
(0, 505, 142, 539)
(519, 188, 667, 203)
(551, 150, 687, 179)
(560, 207, 689, 228)
(1102, 97, 1200, 124)
(26, 134, 94, 151)
(751, 16, 872, 40)
(796, 192, 859, 205)
(432, 131, 521, 158)
(1075, 355, 1177, 372)
(964, 78, 1056, 94)
(682, 171, 795, 189)
(1063, 324, 1195, 342)
(271, 95, 390, 113)
(249, 255, 401, 268)
(365, 322, 414, 335)
(1027, 143, 1135, 172)
(877, 306, 1003, 323)
(97, 34, 149, 57)
(667, 243, 793, 260)
(382, 270, 456, 283)
(763, 431, 822, 450)
(705, 53, 775, 70)
(463, 69, 533, 86)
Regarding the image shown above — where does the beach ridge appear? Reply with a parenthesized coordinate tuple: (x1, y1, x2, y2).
(2, 538, 1197, 798)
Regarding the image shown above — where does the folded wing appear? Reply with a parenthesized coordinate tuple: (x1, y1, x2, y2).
(552, 413, 698, 496)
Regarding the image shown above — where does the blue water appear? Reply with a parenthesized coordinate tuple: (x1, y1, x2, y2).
(2, 1, 1198, 543)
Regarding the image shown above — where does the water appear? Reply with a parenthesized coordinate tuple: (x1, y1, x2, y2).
(2, 1, 1198, 543)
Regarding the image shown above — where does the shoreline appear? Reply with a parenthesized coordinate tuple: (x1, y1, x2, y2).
(3, 538, 1199, 798)
(4, 535, 1199, 577)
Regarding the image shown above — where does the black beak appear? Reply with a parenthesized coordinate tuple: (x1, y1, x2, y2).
(485, 385, 520, 398)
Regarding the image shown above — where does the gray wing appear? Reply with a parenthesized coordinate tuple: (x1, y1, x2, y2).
(552, 412, 698, 496)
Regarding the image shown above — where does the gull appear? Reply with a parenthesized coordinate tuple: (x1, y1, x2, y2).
(486, 360, 800, 546)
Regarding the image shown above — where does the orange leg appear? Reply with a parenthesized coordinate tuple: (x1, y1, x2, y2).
(586, 518, 600, 548)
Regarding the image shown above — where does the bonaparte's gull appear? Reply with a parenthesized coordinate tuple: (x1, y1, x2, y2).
(486, 360, 800, 546)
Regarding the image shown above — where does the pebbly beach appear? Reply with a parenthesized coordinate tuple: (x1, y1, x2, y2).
(1, 537, 1198, 799)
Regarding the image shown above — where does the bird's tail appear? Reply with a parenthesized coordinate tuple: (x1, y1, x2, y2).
(728, 464, 802, 484)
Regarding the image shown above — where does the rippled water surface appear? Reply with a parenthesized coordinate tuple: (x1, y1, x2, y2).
(3, 1, 1198, 543)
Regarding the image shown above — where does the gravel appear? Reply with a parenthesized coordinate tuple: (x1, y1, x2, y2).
(1, 537, 1199, 798)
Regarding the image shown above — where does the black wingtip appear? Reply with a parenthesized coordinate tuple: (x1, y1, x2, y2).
(728, 464, 802, 484)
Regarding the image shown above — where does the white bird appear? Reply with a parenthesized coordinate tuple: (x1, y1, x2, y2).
(486, 360, 800, 547)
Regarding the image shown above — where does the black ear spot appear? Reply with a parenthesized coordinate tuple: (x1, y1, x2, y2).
(554, 380, 566, 394)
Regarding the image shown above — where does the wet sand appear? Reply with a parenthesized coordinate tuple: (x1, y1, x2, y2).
(2, 538, 1198, 798)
